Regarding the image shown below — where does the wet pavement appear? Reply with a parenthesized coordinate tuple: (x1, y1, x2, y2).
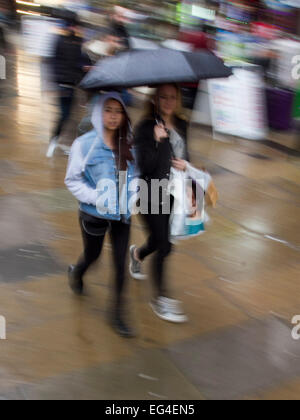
(0, 42, 300, 400)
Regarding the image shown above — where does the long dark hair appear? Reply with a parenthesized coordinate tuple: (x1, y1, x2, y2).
(111, 103, 134, 171)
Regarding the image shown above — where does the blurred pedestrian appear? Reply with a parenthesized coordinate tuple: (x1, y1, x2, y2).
(0, 6, 8, 53)
(47, 16, 91, 158)
(109, 7, 132, 105)
(109, 6, 131, 51)
(78, 28, 127, 137)
(129, 84, 190, 324)
(83, 27, 123, 63)
(65, 92, 136, 338)
(179, 29, 212, 110)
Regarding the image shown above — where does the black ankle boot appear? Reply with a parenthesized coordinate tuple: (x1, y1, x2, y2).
(68, 265, 84, 296)
(111, 314, 136, 339)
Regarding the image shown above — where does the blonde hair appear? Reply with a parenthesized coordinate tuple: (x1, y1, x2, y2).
(143, 84, 186, 122)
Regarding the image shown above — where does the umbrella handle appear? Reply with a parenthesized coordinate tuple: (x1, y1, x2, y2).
(154, 116, 175, 160)
(155, 115, 171, 137)
(154, 116, 169, 147)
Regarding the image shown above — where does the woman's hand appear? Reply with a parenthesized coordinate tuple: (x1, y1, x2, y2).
(172, 158, 187, 172)
(154, 123, 168, 143)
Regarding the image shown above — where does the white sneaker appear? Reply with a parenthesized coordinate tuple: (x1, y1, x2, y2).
(46, 137, 58, 158)
(129, 245, 147, 280)
(150, 296, 188, 323)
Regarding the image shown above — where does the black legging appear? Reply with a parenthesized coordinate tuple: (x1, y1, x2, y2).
(139, 203, 173, 298)
(75, 212, 131, 314)
(52, 86, 75, 139)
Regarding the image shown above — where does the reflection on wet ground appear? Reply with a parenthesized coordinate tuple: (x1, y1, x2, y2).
(0, 43, 300, 400)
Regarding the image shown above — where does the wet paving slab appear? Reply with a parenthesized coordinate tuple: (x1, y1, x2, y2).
(0, 159, 24, 178)
(0, 244, 64, 283)
(165, 316, 300, 400)
(26, 189, 78, 214)
(0, 348, 204, 401)
(0, 195, 57, 250)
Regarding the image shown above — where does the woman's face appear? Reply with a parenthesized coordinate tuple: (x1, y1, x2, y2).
(186, 186, 197, 218)
(103, 99, 125, 132)
(157, 85, 178, 118)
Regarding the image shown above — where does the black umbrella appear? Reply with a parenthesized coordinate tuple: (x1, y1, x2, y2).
(80, 48, 232, 90)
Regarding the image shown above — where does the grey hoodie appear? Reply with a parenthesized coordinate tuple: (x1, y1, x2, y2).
(65, 92, 131, 207)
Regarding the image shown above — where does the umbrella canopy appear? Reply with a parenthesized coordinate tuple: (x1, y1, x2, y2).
(80, 48, 232, 90)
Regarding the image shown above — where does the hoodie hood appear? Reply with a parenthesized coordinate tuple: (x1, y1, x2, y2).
(83, 92, 131, 170)
(91, 91, 130, 140)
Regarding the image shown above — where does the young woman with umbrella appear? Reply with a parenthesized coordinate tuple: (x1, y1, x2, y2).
(129, 84, 218, 323)
(129, 84, 191, 323)
(65, 92, 136, 338)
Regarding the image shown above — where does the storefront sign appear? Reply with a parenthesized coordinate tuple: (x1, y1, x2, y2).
(208, 67, 268, 140)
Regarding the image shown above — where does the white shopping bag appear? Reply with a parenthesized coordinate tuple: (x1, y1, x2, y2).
(169, 168, 206, 242)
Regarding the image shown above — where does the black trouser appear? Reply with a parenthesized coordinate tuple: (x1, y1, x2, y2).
(0, 27, 7, 51)
(75, 212, 131, 314)
(139, 201, 173, 298)
(52, 86, 75, 139)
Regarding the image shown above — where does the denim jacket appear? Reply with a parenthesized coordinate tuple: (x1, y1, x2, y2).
(65, 93, 137, 223)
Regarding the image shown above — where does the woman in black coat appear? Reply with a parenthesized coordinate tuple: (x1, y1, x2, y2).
(129, 84, 190, 324)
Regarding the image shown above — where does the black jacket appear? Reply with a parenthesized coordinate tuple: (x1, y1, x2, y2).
(134, 116, 189, 183)
(52, 33, 90, 86)
(111, 21, 130, 50)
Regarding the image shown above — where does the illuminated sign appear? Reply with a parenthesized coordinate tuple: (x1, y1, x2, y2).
(192, 5, 216, 21)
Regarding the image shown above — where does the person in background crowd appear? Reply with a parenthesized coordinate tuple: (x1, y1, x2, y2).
(78, 28, 124, 137)
(46, 16, 91, 158)
(178, 28, 212, 110)
(0, 5, 9, 53)
(109, 6, 131, 51)
(108, 7, 132, 105)
(83, 27, 123, 64)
